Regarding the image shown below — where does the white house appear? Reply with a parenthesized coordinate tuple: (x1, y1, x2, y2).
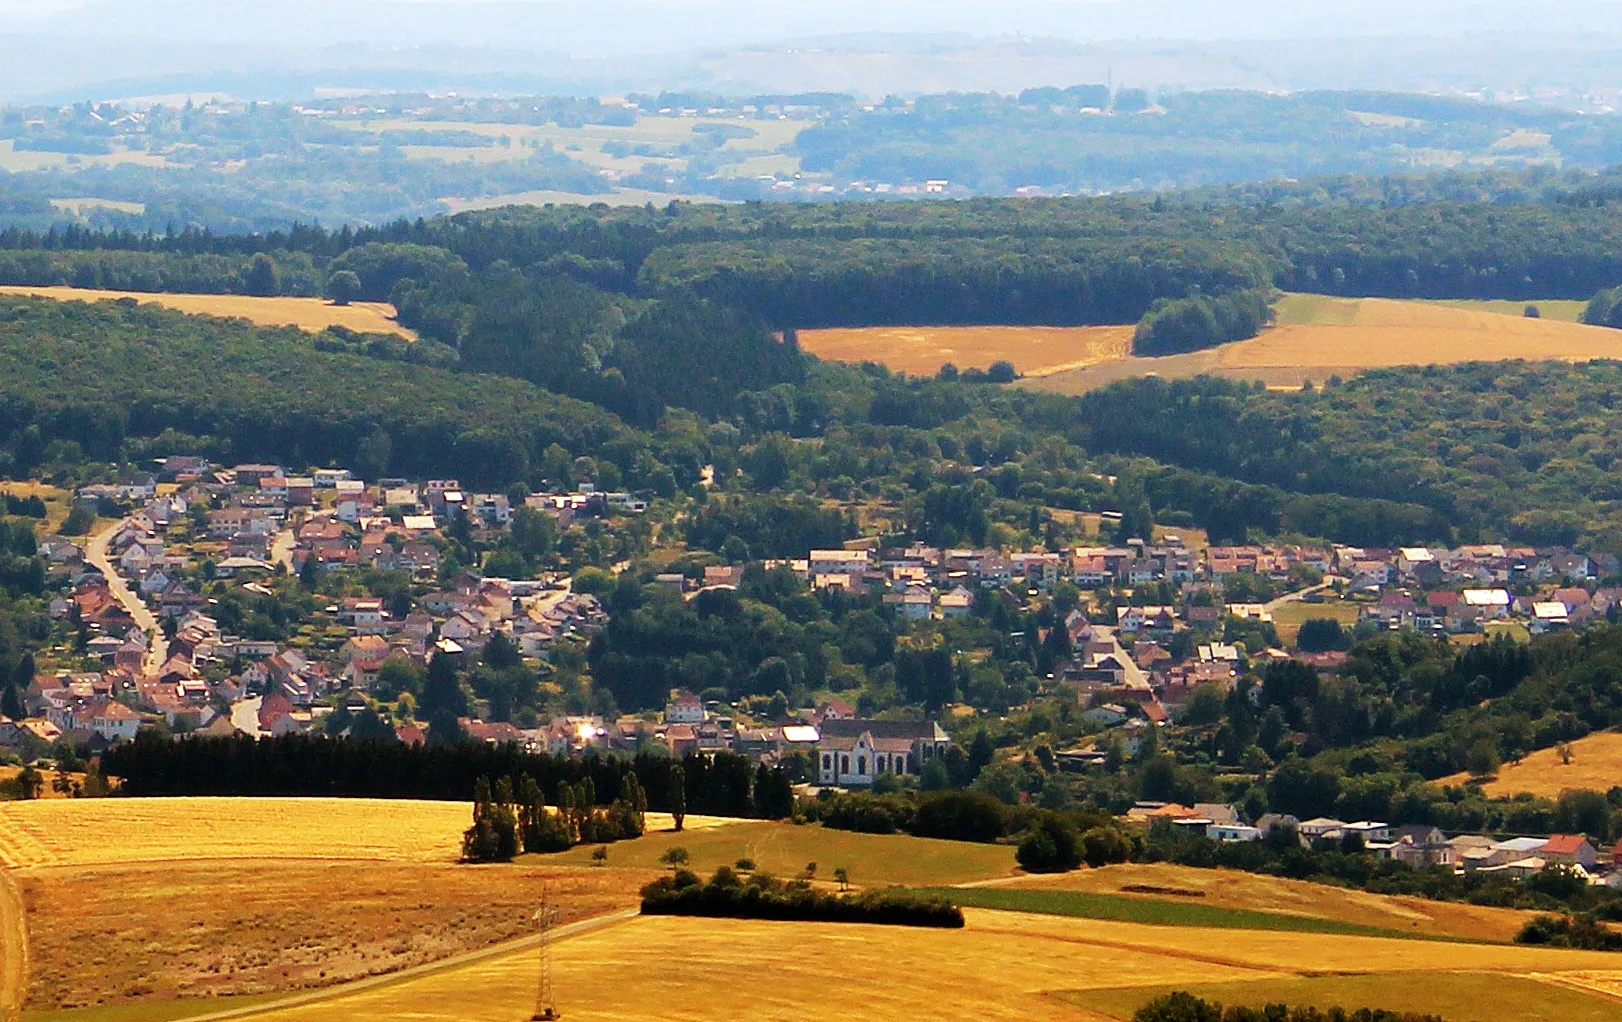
(816, 718, 951, 786)
(87, 700, 141, 742)
(665, 690, 706, 724)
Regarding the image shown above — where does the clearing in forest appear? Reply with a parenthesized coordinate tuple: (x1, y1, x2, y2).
(797, 324, 1134, 378)
(1435, 729, 1622, 798)
(1025, 294, 1622, 394)
(0, 286, 415, 339)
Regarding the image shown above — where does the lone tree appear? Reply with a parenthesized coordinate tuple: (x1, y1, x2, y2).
(326, 270, 362, 307)
(670, 764, 686, 832)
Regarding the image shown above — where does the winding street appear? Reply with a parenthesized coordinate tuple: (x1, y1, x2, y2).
(83, 519, 167, 676)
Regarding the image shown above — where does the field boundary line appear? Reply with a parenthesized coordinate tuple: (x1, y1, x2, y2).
(0, 869, 26, 1022)
(141, 907, 639, 1022)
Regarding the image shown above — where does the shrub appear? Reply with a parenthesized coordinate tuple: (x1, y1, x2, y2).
(1133, 991, 1445, 1022)
(1516, 913, 1622, 950)
(1016, 813, 1082, 873)
(640, 867, 963, 928)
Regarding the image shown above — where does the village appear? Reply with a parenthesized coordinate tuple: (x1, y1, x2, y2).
(1, 456, 1619, 888)
(0, 455, 1615, 769)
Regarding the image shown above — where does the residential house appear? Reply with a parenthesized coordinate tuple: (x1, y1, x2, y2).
(1541, 834, 1599, 870)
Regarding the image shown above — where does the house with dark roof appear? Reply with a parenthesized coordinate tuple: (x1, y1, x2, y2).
(816, 718, 951, 787)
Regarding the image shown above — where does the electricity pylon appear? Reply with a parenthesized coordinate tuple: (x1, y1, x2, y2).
(531, 890, 561, 1021)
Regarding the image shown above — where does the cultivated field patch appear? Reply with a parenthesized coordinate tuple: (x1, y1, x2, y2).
(17, 860, 648, 1012)
(533, 819, 1019, 887)
(1436, 729, 1622, 797)
(798, 324, 1134, 377)
(1026, 295, 1622, 394)
(171, 907, 1622, 1022)
(0, 798, 738, 868)
(1068, 971, 1622, 1022)
(994, 861, 1536, 943)
(0, 287, 415, 339)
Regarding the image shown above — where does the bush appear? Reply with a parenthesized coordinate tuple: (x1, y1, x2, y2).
(1516, 913, 1622, 950)
(640, 867, 964, 927)
(1133, 991, 1445, 1022)
(1016, 812, 1082, 873)
(1132, 289, 1273, 356)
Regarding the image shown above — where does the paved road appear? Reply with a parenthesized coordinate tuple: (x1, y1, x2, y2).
(231, 696, 263, 738)
(1091, 625, 1151, 690)
(153, 907, 639, 1022)
(83, 519, 167, 676)
(1263, 577, 1342, 614)
(268, 528, 296, 572)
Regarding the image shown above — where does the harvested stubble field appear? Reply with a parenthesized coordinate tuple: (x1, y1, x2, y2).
(0, 797, 734, 868)
(1436, 729, 1622, 797)
(797, 324, 1134, 377)
(1070, 972, 1622, 1022)
(1025, 294, 1622, 394)
(982, 861, 1537, 943)
(17, 860, 650, 1012)
(0, 286, 414, 339)
(181, 907, 1622, 1022)
(533, 818, 1019, 887)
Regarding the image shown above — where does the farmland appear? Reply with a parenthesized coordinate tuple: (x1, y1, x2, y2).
(0, 287, 414, 339)
(533, 818, 1020, 887)
(0, 797, 736, 868)
(1436, 730, 1622, 798)
(1070, 972, 1622, 1022)
(971, 862, 1537, 943)
(1025, 295, 1622, 395)
(147, 907, 1622, 1022)
(17, 860, 648, 1012)
(797, 324, 1134, 377)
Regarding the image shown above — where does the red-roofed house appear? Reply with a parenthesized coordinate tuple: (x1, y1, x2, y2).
(1541, 834, 1599, 869)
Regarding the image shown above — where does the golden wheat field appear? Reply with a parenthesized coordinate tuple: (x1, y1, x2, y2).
(0, 286, 415, 339)
(798, 324, 1134, 377)
(1002, 861, 1537, 942)
(202, 907, 1622, 1022)
(0, 798, 739, 868)
(1025, 294, 1622, 394)
(1436, 730, 1622, 798)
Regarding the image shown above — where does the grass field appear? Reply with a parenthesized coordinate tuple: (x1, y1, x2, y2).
(1025, 294, 1622, 395)
(532, 819, 1019, 887)
(0, 481, 75, 535)
(442, 187, 724, 212)
(0, 287, 414, 339)
(1269, 600, 1362, 646)
(986, 862, 1535, 943)
(1068, 972, 1622, 1022)
(1437, 730, 1622, 797)
(17, 860, 648, 1011)
(798, 324, 1134, 377)
(933, 887, 1428, 939)
(134, 907, 1622, 1022)
(1424, 298, 1588, 322)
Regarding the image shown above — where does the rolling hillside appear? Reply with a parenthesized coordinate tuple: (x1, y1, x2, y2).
(1027, 294, 1622, 394)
